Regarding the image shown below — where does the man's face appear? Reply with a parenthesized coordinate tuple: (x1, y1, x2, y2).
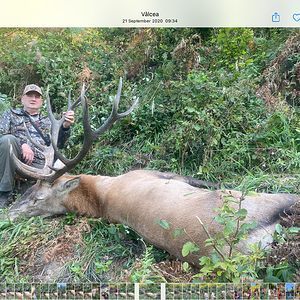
(21, 91, 43, 114)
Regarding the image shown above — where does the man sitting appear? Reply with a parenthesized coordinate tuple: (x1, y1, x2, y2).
(0, 84, 74, 207)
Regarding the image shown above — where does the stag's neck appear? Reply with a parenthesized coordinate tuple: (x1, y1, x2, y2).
(62, 174, 112, 218)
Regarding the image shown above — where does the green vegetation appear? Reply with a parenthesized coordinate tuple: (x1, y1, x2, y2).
(0, 28, 300, 283)
(0, 28, 300, 182)
(192, 191, 266, 283)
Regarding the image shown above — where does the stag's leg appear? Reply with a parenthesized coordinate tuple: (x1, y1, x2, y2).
(163, 172, 233, 189)
(162, 172, 223, 189)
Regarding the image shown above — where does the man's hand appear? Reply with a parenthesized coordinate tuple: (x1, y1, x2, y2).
(22, 143, 34, 165)
(62, 110, 75, 129)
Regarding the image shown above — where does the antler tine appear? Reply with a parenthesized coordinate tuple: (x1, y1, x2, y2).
(68, 83, 91, 111)
(50, 84, 92, 166)
(68, 89, 72, 110)
(113, 97, 139, 119)
(46, 83, 91, 132)
(93, 78, 139, 137)
(47, 84, 91, 149)
(81, 83, 93, 139)
(46, 78, 138, 183)
(46, 86, 64, 138)
(113, 77, 123, 112)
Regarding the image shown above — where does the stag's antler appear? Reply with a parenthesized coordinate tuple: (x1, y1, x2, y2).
(11, 78, 138, 183)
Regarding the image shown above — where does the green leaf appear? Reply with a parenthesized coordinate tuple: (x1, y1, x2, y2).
(266, 266, 274, 277)
(205, 238, 215, 242)
(240, 221, 258, 230)
(215, 214, 225, 225)
(194, 124, 201, 131)
(235, 229, 248, 239)
(184, 192, 195, 196)
(186, 107, 196, 113)
(264, 275, 282, 283)
(183, 262, 190, 272)
(275, 224, 282, 234)
(154, 220, 170, 230)
(223, 220, 236, 237)
(182, 242, 196, 257)
(212, 251, 220, 264)
(0, 221, 11, 229)
(108, 226, 116, 234)
(237, 265, 248, 273)
(215, 232, 222, 239)
(190, 246, 200, 253)
(199, 256, 211, 266)
(234, 209, 248, 217)
(232, 276, 240, 283)
(288, 227, 300, 233)
(200, 266, 212, 275)
(247, 191, 260, 197)
(223, 196, 238, 203)
(218, 238, 227, 246)
(172, 229, 185, 239)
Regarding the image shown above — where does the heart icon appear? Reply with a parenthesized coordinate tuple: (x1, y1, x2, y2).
(293, 13, 300, 22)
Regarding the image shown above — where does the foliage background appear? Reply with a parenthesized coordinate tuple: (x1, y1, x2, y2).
(0, 28, 300, 188)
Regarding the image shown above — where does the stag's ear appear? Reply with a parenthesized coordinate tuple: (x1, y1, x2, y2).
(57, 176, 81, 193)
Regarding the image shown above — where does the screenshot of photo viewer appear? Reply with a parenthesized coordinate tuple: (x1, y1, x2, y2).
(0, 0, 300, 300)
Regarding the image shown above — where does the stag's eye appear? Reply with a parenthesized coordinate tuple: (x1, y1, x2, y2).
(32, 193, 47, 204)
(32, 196, 44, 204)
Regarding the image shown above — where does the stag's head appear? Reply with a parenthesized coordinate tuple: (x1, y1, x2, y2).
(3, 78, 138, 221)
(6, 176, 82, 221)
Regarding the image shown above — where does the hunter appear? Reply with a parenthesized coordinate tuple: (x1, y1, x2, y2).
(0, 84, 74, 207)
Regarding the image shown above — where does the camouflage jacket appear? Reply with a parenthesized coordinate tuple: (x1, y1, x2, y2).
(0, 108, 70, 164)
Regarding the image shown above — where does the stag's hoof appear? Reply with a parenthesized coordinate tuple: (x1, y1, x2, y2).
(0, 191, 13, 208)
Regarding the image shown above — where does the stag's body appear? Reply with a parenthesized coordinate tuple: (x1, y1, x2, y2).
(6, 169, 299, 265)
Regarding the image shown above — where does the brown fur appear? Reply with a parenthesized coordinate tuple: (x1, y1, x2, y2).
(5, 170, 300, 266)
(62, 175, 103, 217)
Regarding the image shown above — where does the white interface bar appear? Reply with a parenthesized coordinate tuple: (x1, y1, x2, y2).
(1, 0, 300, 27)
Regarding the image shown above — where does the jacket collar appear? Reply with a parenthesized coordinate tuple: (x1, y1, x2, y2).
(11, 107, 44, 119)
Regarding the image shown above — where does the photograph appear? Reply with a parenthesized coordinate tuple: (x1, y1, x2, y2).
(0, 0, 300, 298)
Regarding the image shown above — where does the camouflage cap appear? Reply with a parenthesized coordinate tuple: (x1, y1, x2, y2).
(23, 84, 42, 96)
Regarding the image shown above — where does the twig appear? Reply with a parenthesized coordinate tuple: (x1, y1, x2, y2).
(230, 194, 245, 257)
(196, 216, 225, 261)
